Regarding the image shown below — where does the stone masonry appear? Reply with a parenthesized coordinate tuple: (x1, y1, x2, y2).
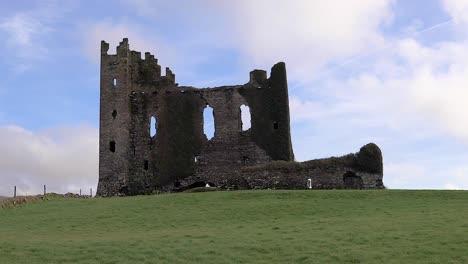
(97, 39, 384, 196)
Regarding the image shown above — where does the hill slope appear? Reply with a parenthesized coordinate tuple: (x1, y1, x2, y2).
(0, 190, 467, 264)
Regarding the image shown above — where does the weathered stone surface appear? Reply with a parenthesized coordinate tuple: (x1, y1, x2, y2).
(97, 39, 384, 196)
(236, 145, 384, 190)
(356, 143, 383, 174)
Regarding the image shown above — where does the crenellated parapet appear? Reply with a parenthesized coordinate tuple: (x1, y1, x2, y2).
(100, 38, 174, 92)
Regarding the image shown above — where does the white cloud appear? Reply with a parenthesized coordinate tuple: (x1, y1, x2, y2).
(219, 0, 394, 80)
(0, 13, 50, 69)
(81, 19, 218, 84)
(280, 0, 466, 144)
(319, 37, 468, 144)
(82, 20, 170, 62)
(0, 0, 73, 72)
(0, 13, 50, 48)
(0, 125, 98, 196)
(289, 96, 324, 123)
(120, 0, 394, 83)
(442, 0, 468, 29)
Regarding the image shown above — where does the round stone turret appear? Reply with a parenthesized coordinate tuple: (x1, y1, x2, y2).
(356, 143, 383, 174)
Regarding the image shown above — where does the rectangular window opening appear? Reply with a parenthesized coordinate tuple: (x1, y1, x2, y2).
(144, 160, 149, 171)
(109, 141, 116, 152)
(273, 122, 279, 130)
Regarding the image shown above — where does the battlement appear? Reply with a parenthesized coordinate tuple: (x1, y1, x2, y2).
(100, 39, 175, 88)
(100, 41, 109, 55)
(101, 39, 159, 62)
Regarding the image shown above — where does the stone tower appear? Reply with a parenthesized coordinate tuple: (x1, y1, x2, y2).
(97, 39, 295, 196)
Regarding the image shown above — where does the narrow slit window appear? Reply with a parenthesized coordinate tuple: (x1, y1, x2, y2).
(112, 110, 117, 119)
(109, 141, 116, 152)
(113, 78, 117, 88)
(144, 160, 149, 171)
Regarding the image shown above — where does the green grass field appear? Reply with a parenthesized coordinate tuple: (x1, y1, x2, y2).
(1, 190, 467, 264)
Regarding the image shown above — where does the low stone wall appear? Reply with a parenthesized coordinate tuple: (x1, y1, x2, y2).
(240, 143, 384, 190)
(165, 143, 383, 191)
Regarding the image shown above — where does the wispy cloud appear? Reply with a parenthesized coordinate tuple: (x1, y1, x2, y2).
(121, 0, 395, 84)
(0, 0, 73, 72)
(0, 13, 51, 48)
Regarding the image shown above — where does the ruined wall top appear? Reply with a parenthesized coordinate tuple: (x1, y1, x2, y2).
(100, 38, 175, 86)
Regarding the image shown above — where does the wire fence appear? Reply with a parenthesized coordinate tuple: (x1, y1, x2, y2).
(11, 185, 94, 198)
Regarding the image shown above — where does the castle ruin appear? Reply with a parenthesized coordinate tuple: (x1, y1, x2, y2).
(97, 39, 384, 196)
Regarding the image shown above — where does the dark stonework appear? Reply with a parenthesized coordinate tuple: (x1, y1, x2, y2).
(239, 145, 384, 190)
(97, 39, 384, 196)
(356, 143, 383, 174)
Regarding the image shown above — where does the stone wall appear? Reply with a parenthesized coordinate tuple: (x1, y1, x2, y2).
(239, 143, 384, 190)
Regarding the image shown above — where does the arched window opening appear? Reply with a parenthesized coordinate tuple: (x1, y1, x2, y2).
(203, 105, 215, 140)
(150, 116, 157, 138)
(240, 104, 251, 131)
(109, 141, 116, 153)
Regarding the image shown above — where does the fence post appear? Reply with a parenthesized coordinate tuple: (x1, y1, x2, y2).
(44, 185, 46, 195)
(90, 188, 93, 197)
(14, 186, 16, 198)
(80, 189, 82, 196)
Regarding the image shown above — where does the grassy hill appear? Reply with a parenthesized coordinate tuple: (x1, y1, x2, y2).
(0, 190, 467, 264)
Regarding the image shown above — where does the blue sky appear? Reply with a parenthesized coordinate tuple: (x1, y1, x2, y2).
(1, 0, 468, 196)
